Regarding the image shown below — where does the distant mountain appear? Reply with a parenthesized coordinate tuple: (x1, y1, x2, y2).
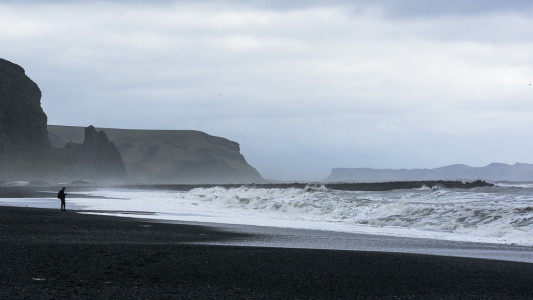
(48, 125, 264, 184)
(324, 163, 533, 182)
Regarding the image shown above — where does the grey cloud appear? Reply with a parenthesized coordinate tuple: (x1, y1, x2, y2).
(3, 0, 533, 180)
(367, 0, 533, 17)
(5, 0, 533, 16)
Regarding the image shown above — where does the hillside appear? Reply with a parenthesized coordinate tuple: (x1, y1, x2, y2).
(324, 163, 533, 182)
(48, 125, 264, 184)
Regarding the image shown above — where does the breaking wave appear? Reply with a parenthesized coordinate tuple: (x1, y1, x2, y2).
(70, 183, 533, 246)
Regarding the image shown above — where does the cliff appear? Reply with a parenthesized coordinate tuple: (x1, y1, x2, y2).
(0, 58, 125, 184)
(63, 126, 127, 180)
(324, 163, 533, 182)
(0, 58, 49, 151)
(48, 125, 264, 184)
(0, 58, 262, 184)
(0, 125, 127, 184)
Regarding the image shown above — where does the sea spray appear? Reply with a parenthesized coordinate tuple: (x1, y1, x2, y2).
(6, 182, 533, 245)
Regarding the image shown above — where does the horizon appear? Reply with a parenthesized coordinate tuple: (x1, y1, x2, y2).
(48, 124, 532, 182)
(3, 0, 533, 181)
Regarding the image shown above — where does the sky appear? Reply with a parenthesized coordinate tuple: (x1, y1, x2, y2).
(1, 0, 533, 181)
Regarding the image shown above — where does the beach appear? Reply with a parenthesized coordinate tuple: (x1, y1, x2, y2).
(1, 206, 533, 299)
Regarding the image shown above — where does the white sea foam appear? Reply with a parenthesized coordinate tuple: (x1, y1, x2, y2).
(1, 184, 532, 245)
(53, 184, 533, 246)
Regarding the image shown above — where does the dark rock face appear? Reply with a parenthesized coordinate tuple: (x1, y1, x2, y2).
(48, 125, 264, 184)
(0, 59, 126, 183)
(65, 126, 127, 180)
(0, 59, 49, 152)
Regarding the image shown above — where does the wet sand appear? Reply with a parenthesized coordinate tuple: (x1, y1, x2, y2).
(1, 206, 533, 299)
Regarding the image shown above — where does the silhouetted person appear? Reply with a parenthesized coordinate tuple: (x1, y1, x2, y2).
(57, 187, 67, 211)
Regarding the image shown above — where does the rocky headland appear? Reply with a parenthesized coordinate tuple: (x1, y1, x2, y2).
(48, 125, 263, 184)
(0, 58, 263, 185)
(0, 59, 126, 184)
(0, 58, 49, 151)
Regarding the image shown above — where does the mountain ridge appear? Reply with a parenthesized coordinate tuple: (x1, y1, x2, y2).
(324, 163, 533, 182)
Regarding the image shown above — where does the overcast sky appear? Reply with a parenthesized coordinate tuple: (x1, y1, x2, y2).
(2, 0, 533, 181)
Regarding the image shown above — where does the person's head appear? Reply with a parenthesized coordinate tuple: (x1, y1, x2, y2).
(62, 187, 65, 190)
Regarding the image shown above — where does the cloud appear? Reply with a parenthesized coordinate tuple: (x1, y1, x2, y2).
(2, 1, 533, 180)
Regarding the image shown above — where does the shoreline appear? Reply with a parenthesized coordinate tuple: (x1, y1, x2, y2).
(80, 210, 533, 264)
(165, 219, 533, 264)
(1, 206, 533, 298)
(2, 197, 533, 263)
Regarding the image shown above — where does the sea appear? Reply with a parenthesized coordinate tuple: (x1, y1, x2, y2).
(1, 181, 532, 247)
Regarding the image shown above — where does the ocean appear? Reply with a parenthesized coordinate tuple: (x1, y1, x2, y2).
(2, 182, 532, 246)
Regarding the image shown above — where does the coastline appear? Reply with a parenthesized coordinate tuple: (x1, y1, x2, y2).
(1, 184, 532, 263)
(2, 185, 533, 263)
(164, 219, 533, 264)
(1, 206, 533, 299)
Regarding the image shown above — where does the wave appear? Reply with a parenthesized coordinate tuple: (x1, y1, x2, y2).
(494, 181, 533, 188)
(122, 180, 493, 192)
(71, 184, 533, 246)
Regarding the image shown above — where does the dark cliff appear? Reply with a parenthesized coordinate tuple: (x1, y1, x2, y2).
(0, 59, 125, 184)
(64, 126, 127, 180)
(48, 125, 264, 184)
(0, 58, 262, 184)
(0, 58, 49, 152)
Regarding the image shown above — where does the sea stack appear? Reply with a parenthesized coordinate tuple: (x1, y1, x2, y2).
(0, 58, 126, 183)
(64, 125, 127, 180)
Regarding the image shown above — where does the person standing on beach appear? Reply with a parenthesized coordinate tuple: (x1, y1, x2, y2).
(57, 187, 67, 211)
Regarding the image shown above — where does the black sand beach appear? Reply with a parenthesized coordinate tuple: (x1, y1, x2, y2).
(1, 206, 533, 299)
